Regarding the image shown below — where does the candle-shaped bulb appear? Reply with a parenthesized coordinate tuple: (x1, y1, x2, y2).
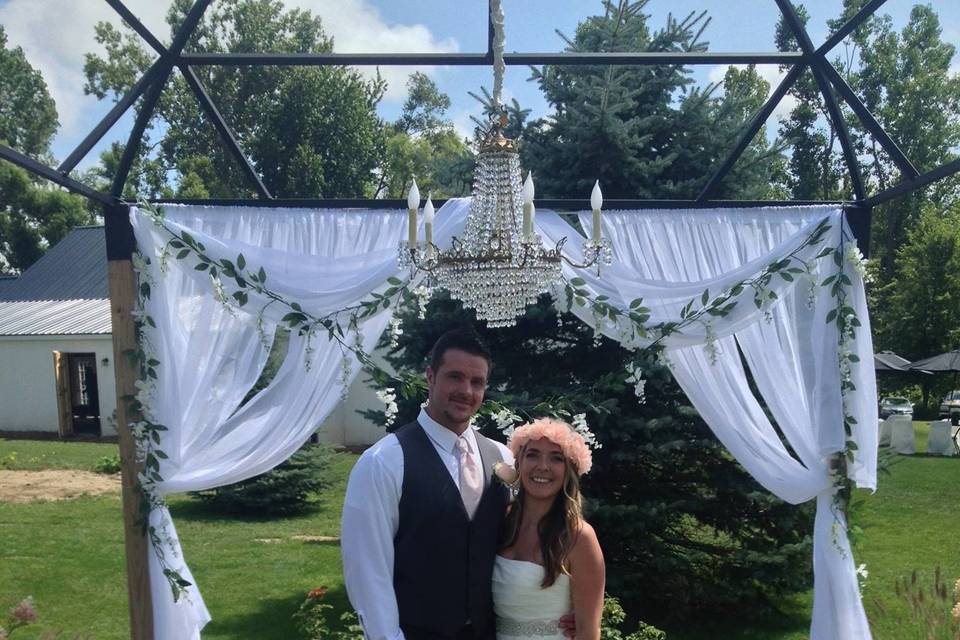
(423, 194, 435, 224)
(522, 172, 535, 205)
(423, 193, 435, 246)
(407, 179, 420, 248)
(590, 180, 603, 243)
(407, 179, 420, 210)
(590, 180, 603, 212)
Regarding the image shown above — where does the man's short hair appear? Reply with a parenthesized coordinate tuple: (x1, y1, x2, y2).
(429, 327, 493, 372)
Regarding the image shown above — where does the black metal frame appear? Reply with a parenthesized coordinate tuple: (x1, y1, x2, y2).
(1, 0, 959, 260)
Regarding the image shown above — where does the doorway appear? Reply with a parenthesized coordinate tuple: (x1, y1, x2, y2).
(53, 351, 102, 436)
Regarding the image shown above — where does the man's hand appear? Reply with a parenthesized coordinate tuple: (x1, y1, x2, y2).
(559, 613, 576, 639)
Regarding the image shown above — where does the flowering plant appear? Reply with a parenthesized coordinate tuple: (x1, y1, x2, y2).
(293, 587, 364, 640)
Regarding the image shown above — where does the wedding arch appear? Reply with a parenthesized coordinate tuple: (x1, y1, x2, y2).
(2, 2, 959, 640)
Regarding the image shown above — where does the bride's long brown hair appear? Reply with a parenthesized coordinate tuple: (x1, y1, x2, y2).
(498, 455, 583, 587)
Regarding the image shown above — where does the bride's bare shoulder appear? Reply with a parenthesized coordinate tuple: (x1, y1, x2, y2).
(570, 520, 603, 565)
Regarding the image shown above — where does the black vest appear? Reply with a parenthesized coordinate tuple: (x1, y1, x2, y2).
(393, 421, 508, 639)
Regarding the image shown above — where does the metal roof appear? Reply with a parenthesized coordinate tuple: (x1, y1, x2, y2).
(0, 226, 108, 301)
(0, 299, 111, 336)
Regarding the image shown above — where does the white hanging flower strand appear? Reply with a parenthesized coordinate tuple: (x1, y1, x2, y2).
(377, 388, 399, 428)
(624, 362, 647, 404)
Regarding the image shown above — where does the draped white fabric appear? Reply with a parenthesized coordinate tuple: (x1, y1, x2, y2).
(129, 200, 876, 640)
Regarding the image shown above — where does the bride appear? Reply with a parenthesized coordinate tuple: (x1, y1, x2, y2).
(493, 418, 605, 640)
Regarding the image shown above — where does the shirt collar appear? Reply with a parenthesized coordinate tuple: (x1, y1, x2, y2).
(418, 407, 478, 453)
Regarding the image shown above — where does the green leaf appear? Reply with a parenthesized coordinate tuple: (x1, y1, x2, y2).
(237, 253, 246, 270)
(258, 267, 267, 283)
(826, 309, 838, 323)
(169, 240, 185, 249)
(181, 231, 196, 247)
(570, 277, 586, 287)
(176, 249, 190, 260)
(701, 289, 709, 306)
(387, 276, 403, 286)
(629, 298, 644, 309)
(155, 450, 168, 459)
(848, 354, 860, 362)
(780, 271, 794, 282)
(821, 275, 836, 286)
(194, 263, 209, 271)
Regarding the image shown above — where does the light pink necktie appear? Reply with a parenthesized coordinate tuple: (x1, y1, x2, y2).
(456, 436, 483, 519)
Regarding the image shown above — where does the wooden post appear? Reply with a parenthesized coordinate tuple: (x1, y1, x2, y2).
(105, 203, 154, 640)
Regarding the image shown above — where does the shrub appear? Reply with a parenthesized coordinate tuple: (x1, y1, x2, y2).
(193, 444, 333, 516)
(602, 595, 667, 640)
(294, 587, 364, 640)
(871, 567, 960, 639)
(92, 454, 121, 475)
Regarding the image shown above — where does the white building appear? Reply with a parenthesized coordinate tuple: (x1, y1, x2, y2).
(0, 226, 385, 445)
(0, 226, 116, 437)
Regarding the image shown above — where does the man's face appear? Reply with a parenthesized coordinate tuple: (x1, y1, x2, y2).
(425, 348, 489, 433)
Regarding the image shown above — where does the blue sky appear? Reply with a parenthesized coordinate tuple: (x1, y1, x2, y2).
(0, 0, 957, 175)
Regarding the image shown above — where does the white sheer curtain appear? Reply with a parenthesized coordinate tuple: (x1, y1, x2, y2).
(539, 206, 876, 639)
(129, 201, 875, 640)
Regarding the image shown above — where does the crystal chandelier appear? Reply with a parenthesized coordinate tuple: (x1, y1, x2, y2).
(397, 0, 612, 328)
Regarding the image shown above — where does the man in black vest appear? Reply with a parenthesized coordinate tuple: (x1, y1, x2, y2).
(342, 328, 512, 640)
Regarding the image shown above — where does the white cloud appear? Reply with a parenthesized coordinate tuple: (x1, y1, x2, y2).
(0, 0, 457, 160)
(284, 0, 458, 102)
(0, 0, 169, 139)
(707, 64, 798, 123)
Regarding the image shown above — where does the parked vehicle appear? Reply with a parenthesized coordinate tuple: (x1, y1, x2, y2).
(939, 390, 960, 424)
(879, 396, 913, 419)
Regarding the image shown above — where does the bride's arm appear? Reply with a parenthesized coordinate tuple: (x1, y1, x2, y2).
(569, 521, 605, 640)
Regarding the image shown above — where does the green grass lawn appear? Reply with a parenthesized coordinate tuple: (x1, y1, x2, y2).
(1, 435, 958, 640)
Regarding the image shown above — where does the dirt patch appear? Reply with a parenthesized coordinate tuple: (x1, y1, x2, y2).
(0, 470, 121, 503)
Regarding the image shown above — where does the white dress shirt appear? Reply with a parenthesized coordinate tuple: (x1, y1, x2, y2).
(341, 409, 514, 640)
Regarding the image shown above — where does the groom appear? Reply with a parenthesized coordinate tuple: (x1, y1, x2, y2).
(342, 327, 513, 640)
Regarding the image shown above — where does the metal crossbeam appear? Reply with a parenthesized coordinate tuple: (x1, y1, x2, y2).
(816, 0, 888, 55)
(179, 51, 806, 66)
(861, 158, 960, 207)
(775, 0, 866, 201)
(57, 59, 167, 174)
(111, 0, 214, 197)
(697, 64, 806, 201)
(180, 66, 273, 199)
(1, 144, 113, 205)
(145, 197, 849, 210)
(106, 0, 166, 55)
(819, 62, 919, 179)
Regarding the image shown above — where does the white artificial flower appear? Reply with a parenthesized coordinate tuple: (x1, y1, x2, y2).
(624, 362, 647, 404)
(844, 244, 872, 283)
(855, 563, 869, 580)
(388, 316, 404, 348)
(376, 388, 398, 427)
(413, 285, 433, 319)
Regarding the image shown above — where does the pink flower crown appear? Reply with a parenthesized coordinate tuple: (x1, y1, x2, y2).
(508, 417, 593, 476)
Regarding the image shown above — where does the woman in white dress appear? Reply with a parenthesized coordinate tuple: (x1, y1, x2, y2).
(493, 418, 605, 640)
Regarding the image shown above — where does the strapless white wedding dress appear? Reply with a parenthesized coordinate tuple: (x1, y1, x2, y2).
(492, 555, 572, 640)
